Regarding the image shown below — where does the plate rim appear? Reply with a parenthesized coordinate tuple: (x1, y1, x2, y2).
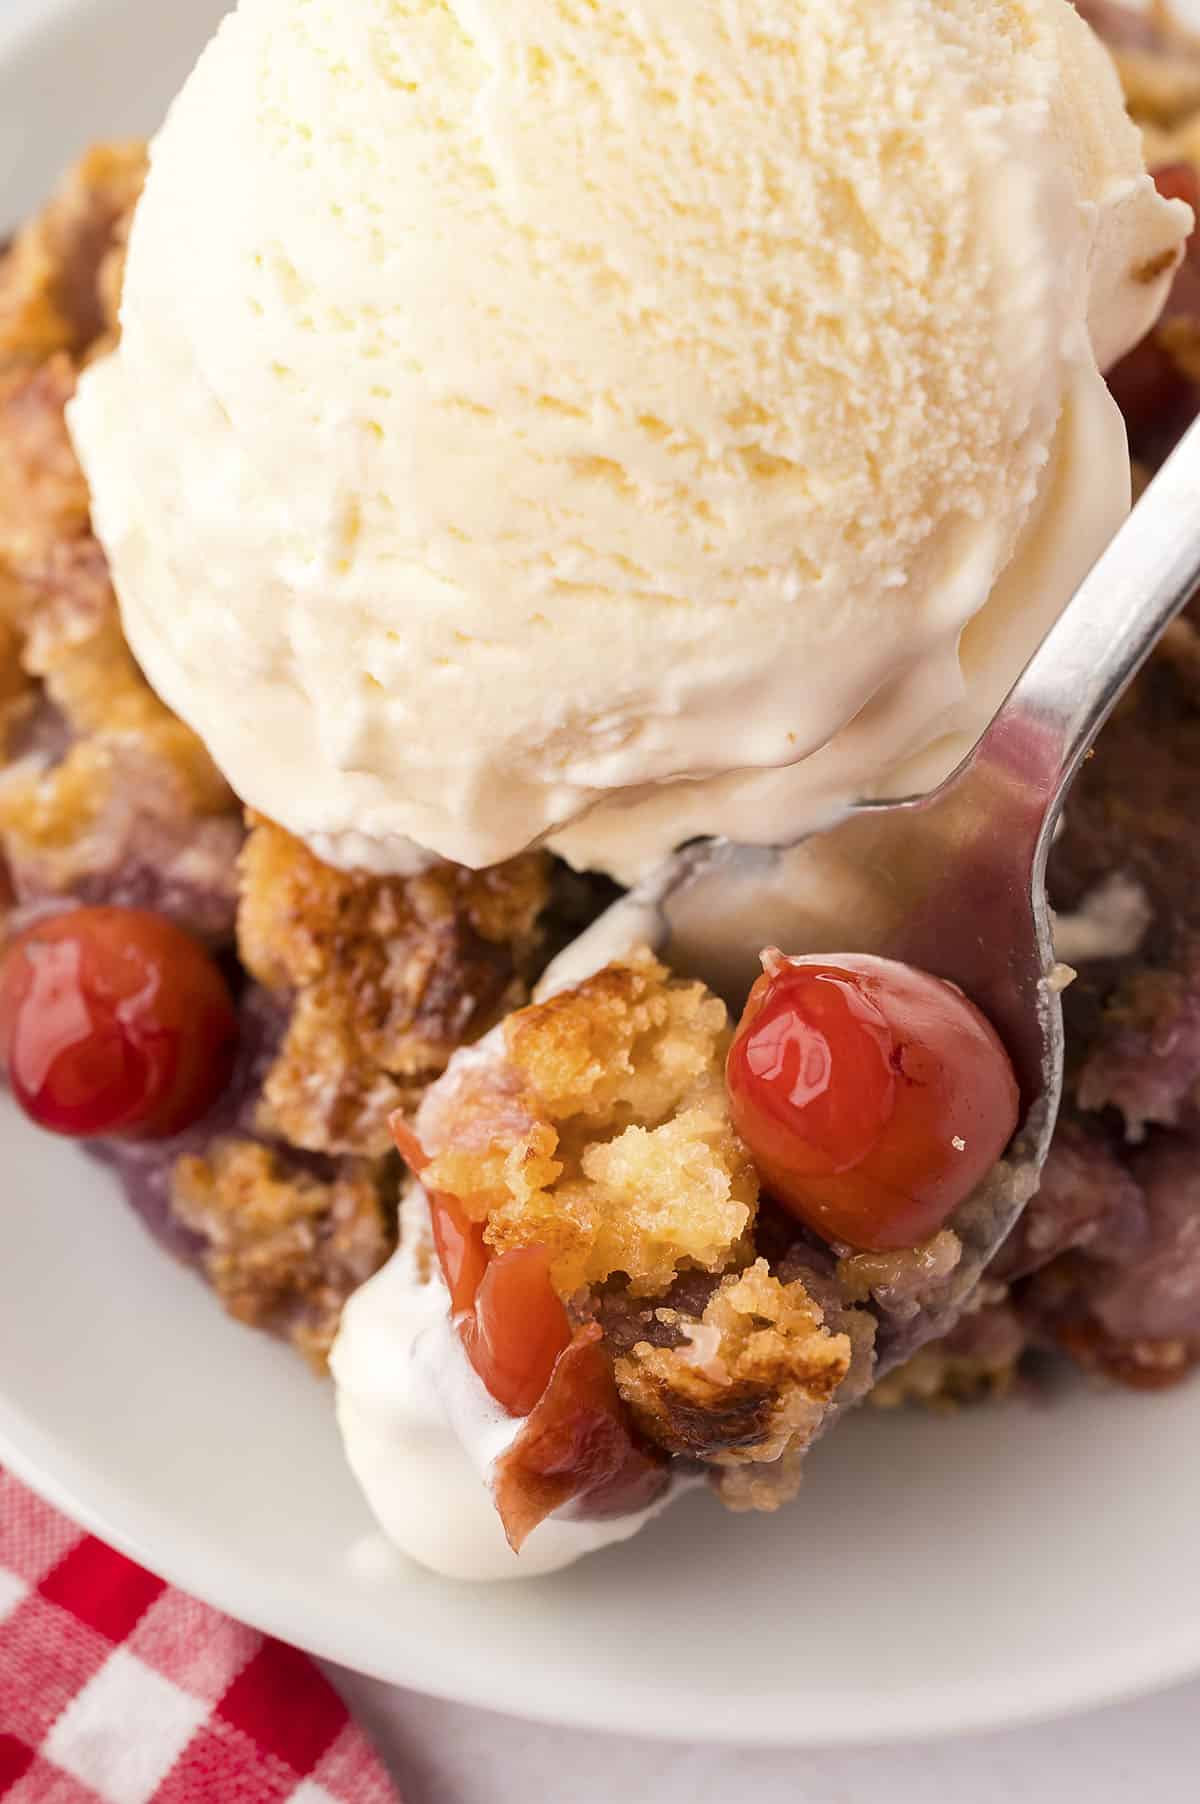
(4, 1390, 1200, 1746)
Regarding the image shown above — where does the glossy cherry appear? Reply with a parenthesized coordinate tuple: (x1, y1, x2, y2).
(429, 1189, 490, 1317)
(726, 951, 1020, 1252)
(390, 1115, 572, 1416)
(390, 1118, 651, 1517)
(464, 1246, 573, 1417)
(0, 907, 238, 1140)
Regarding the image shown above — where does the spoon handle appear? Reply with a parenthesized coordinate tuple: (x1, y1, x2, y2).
(974, 408, 1200, 819)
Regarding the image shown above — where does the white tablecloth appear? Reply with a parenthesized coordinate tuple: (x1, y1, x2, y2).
(330, 1665, 1199, 1803)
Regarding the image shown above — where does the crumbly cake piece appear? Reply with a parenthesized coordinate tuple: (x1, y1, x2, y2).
(90, 984, 401, 1373)
(238, 818, 551, 1159)
(0, 157, 243, 934)
(417, 948, 759, 1297)
(175, 833, 553, 1349)
(171, 1139, 394, 1370)
(0, 142, 145, 369)
(612, 1260, 850, 1499)
(0, 355, 95, 594)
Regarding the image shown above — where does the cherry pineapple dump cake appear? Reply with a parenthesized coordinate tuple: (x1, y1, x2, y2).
(2, 0, 1200, 1538)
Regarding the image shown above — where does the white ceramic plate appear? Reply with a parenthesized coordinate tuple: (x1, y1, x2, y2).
(5, 0, 1200, 1746)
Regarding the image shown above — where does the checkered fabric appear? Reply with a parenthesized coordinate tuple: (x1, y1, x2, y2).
(0, 1470, 399, 1804)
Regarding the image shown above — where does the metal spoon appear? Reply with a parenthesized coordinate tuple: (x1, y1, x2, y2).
(591, 414, 1200, 1364)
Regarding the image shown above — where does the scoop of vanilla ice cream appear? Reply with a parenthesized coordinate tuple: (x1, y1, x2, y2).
(70, 0, 1187, 881)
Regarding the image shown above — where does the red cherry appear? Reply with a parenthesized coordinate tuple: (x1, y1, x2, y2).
(428, 1189, 490, 1317)
(0, 908, 237, 1140)
(464, 1246, 573, 1418)
(391, 1119, 489, 1315)
(493, 1323, 667, 1552)
(726, 952, 1020, 1252)
(390, 1114, 571, 1416)
(389, 1118, 429, 1175)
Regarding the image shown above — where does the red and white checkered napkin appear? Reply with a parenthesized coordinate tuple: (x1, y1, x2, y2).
(0, 1469, 399, 1804)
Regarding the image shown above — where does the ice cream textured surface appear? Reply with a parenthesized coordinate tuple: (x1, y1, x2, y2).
(71, 0, 1188, 880)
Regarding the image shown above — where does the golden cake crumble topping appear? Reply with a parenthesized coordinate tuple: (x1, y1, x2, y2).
(171, 1140, 394, 1369)
(418, 948, 759, 1297)
(0, 158, 241, 915)
(613, 1259, 851, 1478)
(238, 818, 551, 1158)
(0, 142, 145, 369)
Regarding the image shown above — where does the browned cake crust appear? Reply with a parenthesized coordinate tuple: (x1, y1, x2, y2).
(0, 160, 242, 933)
(0, 142, 145, 368)
(611, 1260, 851, 1508)
(238, 818, 550, 1158)
(417, 948, 759, 1295)
(171, 1140, 395, 1368)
